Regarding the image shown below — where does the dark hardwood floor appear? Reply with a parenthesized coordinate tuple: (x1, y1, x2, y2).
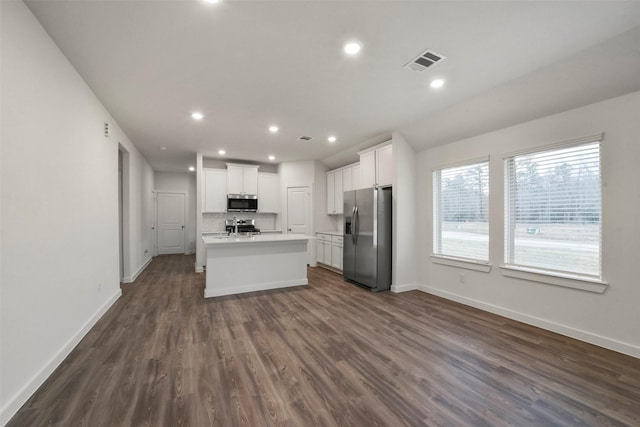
(8, 254, 640, 426)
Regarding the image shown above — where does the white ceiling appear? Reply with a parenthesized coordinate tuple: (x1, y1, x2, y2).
(25, 0, 640, 172)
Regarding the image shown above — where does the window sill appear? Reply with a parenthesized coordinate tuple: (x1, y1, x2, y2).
(499, 265, 608, 294)
(431, 255, 492, 272)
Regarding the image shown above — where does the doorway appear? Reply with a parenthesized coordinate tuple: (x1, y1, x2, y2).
(118, 150, 123, 281)
(118, 145, 130, 282)
(156, 191, 187, 255)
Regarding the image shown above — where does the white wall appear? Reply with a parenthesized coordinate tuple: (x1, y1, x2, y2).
(0, 2, 154, 423)
(415, 90, 640, 357)
(154, 172, 197, 253)
(391, 132, 418, 291)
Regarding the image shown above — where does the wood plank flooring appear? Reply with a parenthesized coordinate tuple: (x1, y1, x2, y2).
(8, 254, 640, 426)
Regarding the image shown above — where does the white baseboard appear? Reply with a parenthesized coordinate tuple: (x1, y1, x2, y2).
(0, 289, 122, 426)
(391, 282, 419, 293)
(122, 256, 152, 283)
(204, 279, 308, 298)
(418, 284, 640, 359)
(195, 263, 203, 273)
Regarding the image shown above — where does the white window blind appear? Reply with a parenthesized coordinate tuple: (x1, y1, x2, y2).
(433, 160, 489, 262)
(504, 140, 601, 278)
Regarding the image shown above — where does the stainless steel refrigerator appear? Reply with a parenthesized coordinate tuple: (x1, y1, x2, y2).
(343, 187, 392, 291)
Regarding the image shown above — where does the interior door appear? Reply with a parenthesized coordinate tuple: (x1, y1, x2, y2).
(157, 192, 186, 254)
(287, 186, 312, 263)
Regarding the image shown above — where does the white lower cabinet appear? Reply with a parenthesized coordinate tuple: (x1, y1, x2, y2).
(316, 233, 343, 271)
(316, 240, 325, 264)
(324, 241, 333, 265)
(331, 236, 343, 270)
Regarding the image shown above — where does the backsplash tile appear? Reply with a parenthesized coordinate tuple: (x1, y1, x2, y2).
(202, 213, 277, 232)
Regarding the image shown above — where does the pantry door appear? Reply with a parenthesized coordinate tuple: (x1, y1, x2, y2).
(157, 192, 186, 254)
(287, 186, 312, 263)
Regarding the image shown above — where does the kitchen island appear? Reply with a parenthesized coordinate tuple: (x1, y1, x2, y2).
(202, 234, 312, 298)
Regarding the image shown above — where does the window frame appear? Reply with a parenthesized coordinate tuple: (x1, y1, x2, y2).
(501, 133, 608, 293)
(432, 156, 491, 270)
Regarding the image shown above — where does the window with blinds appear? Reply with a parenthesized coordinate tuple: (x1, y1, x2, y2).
(433, 160, 489, 262)
(504, 139, 601, 278)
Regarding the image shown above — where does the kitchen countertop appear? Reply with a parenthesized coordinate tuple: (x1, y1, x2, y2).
(203, 233, 312, 246)
(316, 231, 343, 236)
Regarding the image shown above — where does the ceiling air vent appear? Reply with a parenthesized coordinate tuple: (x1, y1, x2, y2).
(298, 136, 313, 142)
(404, 49, 446, 72)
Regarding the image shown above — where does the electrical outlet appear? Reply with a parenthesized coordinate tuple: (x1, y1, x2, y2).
(459, 273, 465, 284)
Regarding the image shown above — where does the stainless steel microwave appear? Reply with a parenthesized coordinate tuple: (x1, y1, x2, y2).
(227, 194, 258, 212)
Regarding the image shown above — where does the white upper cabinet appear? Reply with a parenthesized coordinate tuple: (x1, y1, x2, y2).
(357, 142, 393, 189)
(342, 166, 353, 192)
(243, 167, 259, 194)
(227, 163, 259, 195)
(376, 144, 393, 187)
(327, 171, 336, 214)
(203, 168, 227, 212)
(258, 172, 279, 213)
(326, 162, 359, 215)
(326, 169, 345, 215)
(351, 164, 361, 190)
(334, 170, 343, 214)
(227, 165, 244, 194)
(359, 151, 376, 189)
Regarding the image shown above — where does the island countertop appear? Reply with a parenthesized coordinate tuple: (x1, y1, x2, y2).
(202, 233, 313, 246)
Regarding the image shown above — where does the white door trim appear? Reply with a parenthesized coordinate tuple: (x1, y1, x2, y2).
(118, 144, 131, 281)
(155, 191, 188, 255)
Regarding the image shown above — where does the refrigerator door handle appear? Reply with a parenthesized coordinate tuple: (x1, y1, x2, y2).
(351, 206, 356, 244)
(373, 189, 378, 248)
(353, 206, 359, 245)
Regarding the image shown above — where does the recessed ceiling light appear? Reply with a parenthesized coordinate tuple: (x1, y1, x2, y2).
(218, 149, 226, 155)
(344, 42, 362, 55)
(430, 79, 445, 88)
(188, 166, 195, 172)
(269, 125, 279, 133)
(203, 0, 220, 4)
(160, 146, 167, 151)
(328, 136, 337, 143)
(191, 112, 204, 120)
(268, 155, 276, 161)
